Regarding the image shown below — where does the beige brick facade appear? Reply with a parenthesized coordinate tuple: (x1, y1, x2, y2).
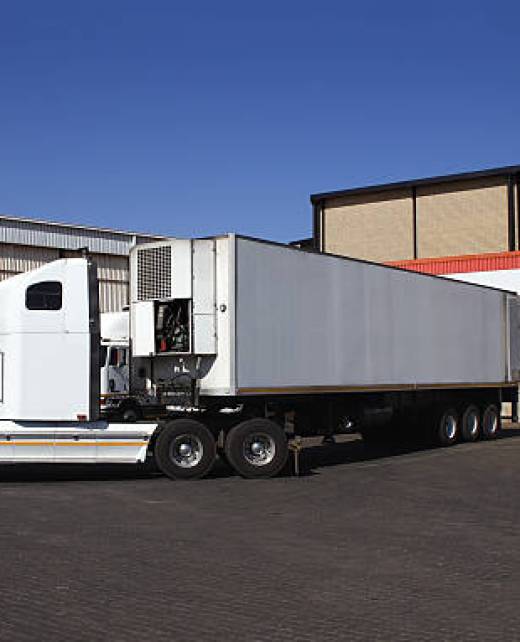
(416, 178, 508, 257)
(322, 189, 414, 262)
(318, 171, 516, 262)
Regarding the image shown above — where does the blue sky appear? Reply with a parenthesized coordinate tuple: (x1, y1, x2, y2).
(0, 1, 518, 241)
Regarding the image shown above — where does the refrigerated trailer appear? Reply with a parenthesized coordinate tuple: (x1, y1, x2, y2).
(0, 236, 518, 479)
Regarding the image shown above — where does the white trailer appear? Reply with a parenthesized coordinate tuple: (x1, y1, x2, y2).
(0, 237, 518, 479)
(128, 235, 520, 478)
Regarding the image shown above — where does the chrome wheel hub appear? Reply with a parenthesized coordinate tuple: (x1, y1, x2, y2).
(243, 433, 276, 467)
(170, 435, 203, 468)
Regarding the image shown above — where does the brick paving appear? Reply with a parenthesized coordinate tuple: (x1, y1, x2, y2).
(1, 428, 520, 641)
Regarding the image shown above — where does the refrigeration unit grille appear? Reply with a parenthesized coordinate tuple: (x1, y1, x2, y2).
(136, 246, 172, 301)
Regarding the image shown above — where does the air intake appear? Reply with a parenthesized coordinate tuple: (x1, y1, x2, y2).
(136, 246, 172, 301)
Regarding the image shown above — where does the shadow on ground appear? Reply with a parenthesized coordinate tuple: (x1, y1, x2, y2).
(1, 425, 519, 483)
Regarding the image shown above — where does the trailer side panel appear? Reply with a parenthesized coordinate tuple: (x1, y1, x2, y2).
(235, 238, 510, 393)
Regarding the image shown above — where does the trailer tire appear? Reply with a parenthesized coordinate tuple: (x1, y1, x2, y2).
(460, 405, 480, 442)
(435, 408, 459, 446)
(154, 419, 216, 480)
(224, 418, 288, 479)
(481, 404, 501, 440)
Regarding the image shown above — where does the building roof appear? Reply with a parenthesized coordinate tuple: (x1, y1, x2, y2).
(0, 213, 166, 256)
(310, 164, 520, 204)
(388, 250, 520, 276)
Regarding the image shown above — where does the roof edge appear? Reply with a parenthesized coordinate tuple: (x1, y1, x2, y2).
(310, 164, 520, 203)
(0, 212, 167, 240)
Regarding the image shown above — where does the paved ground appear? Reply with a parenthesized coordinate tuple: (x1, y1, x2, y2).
(1, 428, 520, 641)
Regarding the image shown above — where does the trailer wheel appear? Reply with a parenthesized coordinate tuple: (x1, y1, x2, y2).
(224, 418, 288, 479)
(154, 419, 216, 480)
(460, 405, 480, 442)
(481, 404, 501, 440)
(435, 408, 459, 446)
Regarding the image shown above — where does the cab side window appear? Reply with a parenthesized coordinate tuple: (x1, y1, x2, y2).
(109, 348, 119, 367)
(109, 348, 128, 367)
(26, 281, 63, 311)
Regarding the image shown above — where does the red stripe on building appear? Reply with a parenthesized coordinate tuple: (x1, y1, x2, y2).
(387, 251, 520, 275)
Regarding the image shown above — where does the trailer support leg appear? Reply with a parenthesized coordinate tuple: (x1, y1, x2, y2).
(288, 437, 303, 476)
(512, 387, 519, 424)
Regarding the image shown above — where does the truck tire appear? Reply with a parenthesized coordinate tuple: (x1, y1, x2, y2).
(460, 404, 480, 442)
(121, 403, 142, 423)
(481, 404, 501, 440)
(154, 419, 216, 480)
(224, 418, 288, 479)
(435, 408, 459, 446)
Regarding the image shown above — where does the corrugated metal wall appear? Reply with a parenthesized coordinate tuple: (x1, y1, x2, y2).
(0, 217, 164, 312)
(0, 217, 139, 255)
(0, 244, 130, 312)
(0, 244, 60, 280)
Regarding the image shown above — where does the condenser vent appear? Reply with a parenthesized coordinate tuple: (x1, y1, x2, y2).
(137, 246, 172, 301)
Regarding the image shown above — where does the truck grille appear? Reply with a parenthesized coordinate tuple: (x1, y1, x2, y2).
(137, 246, 172, 301)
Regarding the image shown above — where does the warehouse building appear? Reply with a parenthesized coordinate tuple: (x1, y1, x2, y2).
(0, 215, 164, 312)
(311, 165, 520, 263)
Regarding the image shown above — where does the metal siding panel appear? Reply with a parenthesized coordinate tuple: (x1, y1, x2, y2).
(98, 280, 129, 313)
(235, 238, 508, 391)
(0, 245, 130, 313)
(0, 245, 59, 275)
(0, 217, 163, 255)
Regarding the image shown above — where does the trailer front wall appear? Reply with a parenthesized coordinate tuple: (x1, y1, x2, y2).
(235, 239, 509, 393)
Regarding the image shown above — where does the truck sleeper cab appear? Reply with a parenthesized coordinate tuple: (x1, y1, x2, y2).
(0, 259, 157, 465)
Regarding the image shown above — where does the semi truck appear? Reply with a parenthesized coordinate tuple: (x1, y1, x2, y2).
(0, 234, 518, 480)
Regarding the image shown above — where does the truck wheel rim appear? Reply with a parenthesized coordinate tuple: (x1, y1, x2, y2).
(485, 413, 498, 435)
(243, 433, 276, 466)
(444, 415, 457, 440)
(170, 435, 203, 468)
(466, 412, 479, 436)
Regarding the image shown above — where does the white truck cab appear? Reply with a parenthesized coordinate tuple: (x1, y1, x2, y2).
(0, 259, 157, 464)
